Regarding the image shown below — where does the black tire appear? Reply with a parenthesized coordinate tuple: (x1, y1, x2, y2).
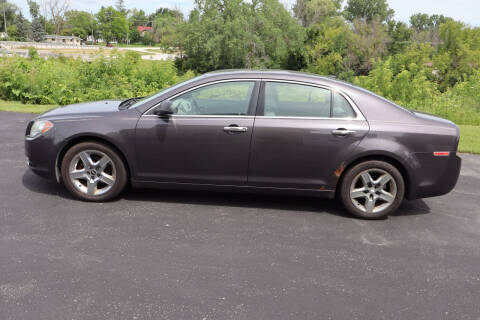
(61, 142, 127, 202)
(339, 160, 405, 219)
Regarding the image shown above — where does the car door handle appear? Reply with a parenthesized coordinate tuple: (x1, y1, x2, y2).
(223, 126, 248, 133)
(332, 128, 356, 136)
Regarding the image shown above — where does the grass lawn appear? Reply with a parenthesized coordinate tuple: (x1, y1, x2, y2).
(0, 100, 478, 154)
(458, 125, 480, 154)
(17, 47, 115, 55)
(0, 100, 57, 114)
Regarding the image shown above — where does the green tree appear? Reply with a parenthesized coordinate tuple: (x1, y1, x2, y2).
(1, 1, 18, 34)
(129, 9, 149, 27)
(343, 0, 394, 23)
(31, 17, 44, 41)
(305, 16, 352, 77)
(410, 13, 430, 32)
(410, 13, 451, 32)
(62, 10, 95, 40)
(410, 13, 453, 48)
(28, 0, 45, 41)
(13, 12, 30, 41)
(345, 18, 390, 75)
(6, 24, 16, 37)
(155, 10, 186, 50)
(96, 6, 128, 44)
(293, 0, 342, 27)
(438, 20, 480, 89)
(141, 29, 154, 45)
(128, 27, 140, 43)
(181, 0, 306, 72)
(27, 0, 39, 17)
(387, 21, 412, 54)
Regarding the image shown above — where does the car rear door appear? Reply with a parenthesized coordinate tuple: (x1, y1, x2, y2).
(135, 80, 259, 185)
(248, 81, 369, 191)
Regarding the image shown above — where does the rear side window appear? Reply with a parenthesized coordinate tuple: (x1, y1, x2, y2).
(263, 82, 356, 119)
(332, 92, 356, 118)
(264, 82, 331, 118)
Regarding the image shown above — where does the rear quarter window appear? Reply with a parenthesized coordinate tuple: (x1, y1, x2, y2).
(332, 92, 356, 118)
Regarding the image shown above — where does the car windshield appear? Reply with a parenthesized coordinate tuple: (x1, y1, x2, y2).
(129, 77, 201, 109)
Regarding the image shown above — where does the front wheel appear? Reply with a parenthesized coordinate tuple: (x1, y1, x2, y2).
(339, 161, 405, 219)
(61, 142, 127, 202)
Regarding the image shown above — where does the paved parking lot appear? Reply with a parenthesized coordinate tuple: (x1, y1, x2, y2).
(1, 111, 479, 319)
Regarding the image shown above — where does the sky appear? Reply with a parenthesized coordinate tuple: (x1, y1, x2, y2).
(12, 0, 480, 27)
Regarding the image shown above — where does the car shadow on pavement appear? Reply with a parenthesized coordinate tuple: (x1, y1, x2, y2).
(22, 170, 75, 199)
(124, 188, 431, 218)
(124, 187, 353, 218)
(22, 171, 431, 219)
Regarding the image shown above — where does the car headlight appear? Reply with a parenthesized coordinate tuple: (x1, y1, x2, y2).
(28, 120, 54, 138)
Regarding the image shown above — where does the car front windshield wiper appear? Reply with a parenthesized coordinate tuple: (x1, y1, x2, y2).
(118, 97, 144, 110)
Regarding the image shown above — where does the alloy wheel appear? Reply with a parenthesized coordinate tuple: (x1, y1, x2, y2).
(349, 168, 397, 214)
(68, 150, 116, 196)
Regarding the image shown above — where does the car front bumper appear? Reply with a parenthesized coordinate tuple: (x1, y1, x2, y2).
(25, 132, 58, 181)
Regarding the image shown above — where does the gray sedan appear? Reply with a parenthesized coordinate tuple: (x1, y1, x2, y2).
(25, 70, 461, 219)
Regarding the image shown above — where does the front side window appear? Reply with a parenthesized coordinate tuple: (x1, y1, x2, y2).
(171, 81, 255, 116)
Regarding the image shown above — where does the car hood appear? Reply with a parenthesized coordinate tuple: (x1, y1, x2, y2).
(37, 100, 124, 119)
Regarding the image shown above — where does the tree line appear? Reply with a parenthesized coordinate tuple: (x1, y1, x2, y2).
(0, 0, 183, 45)
(1, 0, 478, 79)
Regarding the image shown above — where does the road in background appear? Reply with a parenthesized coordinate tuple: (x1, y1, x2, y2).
(0, 41, 177, 61)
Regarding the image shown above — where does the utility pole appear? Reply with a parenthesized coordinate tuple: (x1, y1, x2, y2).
(2, 0, 7, 36)
(90, 11, 94, 44)
(43, 0, 47, 33)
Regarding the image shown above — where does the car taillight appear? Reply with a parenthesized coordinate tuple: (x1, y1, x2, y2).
(433, 151, 450, 157)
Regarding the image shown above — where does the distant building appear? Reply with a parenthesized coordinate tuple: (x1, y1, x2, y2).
(44, 35, 82, 45)
(137, 26, 153, 37)
(87, 35, 104, 43)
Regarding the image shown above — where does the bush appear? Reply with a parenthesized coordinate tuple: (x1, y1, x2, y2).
(353, 59, 480, 125)
(28, 47, 39, 60)
(0, 52, 194, 105)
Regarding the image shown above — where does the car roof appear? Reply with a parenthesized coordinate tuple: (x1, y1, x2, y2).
(205, 69, 334, 81)
(202, 69, 365, 92)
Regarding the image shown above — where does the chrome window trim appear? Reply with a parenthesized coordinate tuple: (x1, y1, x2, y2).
(258, 116, 358, 121)
(142, 77, 367, 121)
(143, 79, 259, 117)
(261, 79, 366, 121)
(142, 115, 255, 119)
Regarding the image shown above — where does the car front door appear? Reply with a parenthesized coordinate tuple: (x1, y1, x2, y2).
(248, 81, 369, 191)
(135, 80, 259, 185)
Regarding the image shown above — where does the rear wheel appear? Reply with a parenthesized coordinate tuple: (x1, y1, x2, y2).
(61, 142, 127, 201)
(339, 161, 405, 219)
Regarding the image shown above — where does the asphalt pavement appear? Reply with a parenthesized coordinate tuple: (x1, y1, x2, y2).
(1, 111, 479, 319)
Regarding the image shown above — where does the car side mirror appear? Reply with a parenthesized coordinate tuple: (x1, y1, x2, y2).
(154, 100, 174, 117)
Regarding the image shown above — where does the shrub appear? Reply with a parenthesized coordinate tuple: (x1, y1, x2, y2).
(0, 53, 194, 106)
(353, 59, 480, 125)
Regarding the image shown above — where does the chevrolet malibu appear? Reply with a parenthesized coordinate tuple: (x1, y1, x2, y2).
(25, 70, 461, 219)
